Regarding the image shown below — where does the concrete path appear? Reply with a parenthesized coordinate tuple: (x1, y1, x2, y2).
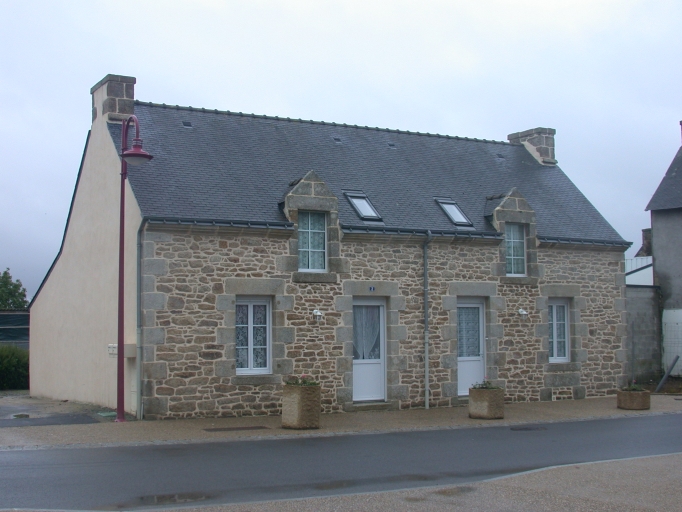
(1, 392, 681, 450)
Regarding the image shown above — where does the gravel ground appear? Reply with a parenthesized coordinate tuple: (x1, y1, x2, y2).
(173, 453, 682, 512)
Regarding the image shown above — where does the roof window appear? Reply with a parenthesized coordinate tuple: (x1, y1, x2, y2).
(345, 192, 381, 220)
(387, 142, 396, 149)
(182, 121, 192, 128)
(436, 199, 472, 226)
(332, 137, 342, 144)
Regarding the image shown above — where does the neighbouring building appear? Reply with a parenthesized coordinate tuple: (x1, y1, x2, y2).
(30, 75, 632, 419)
(0, 310, 29, 351)
(645, 131, 682, 376)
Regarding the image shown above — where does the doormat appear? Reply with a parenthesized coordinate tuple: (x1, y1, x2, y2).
(203, 426, 270, 432)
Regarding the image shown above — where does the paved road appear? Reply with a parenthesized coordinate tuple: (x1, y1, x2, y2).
(1, 414, 681, 510)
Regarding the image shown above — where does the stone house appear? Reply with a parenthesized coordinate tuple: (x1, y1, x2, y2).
(30, 74, 631, 419)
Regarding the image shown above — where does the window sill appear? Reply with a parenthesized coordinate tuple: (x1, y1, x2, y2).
(232, 374, 282, 386)
(500, 276, 538, 286)
(544, 362, 580, 372)
(293, 272, 338, 283)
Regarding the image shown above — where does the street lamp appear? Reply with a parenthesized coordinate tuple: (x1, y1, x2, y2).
(117, 115, 152, 422)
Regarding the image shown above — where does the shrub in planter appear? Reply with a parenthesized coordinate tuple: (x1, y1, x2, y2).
(282, 375, 321, 429)
(617, 383, 650, 410)
(468, 380, 504, 419)
(0, 345, 29, 390)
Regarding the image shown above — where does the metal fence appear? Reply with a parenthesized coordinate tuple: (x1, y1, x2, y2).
(662, 322, 682, 377)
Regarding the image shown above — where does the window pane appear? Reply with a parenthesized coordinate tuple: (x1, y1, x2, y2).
(353, 305, 381, 360)
(299, 211, 310, 230)
(253, 348, 267, 368)
(236, 305, 248, 326)
(236, 347, 248, 369)
(299, 231, 309, 250)
(310, 251, 325, 270)
(443, 203, 468, 224)
(310, 212, 325, 231)
(253, 326, 267, 347)
(311, 232, 325, 250)
(351, 197, 378, 218)
(236, 326, 248, 348)
(458, 307, 481, 357)
(253, 305, 267, 326)
(512, 257, 525, 275)
(299, 250, 309, 269)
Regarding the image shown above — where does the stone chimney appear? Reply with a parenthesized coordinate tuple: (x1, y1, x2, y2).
(90, 74, 135, 123)
(635, 228, 652, 257)
(507, 127, 557, 165)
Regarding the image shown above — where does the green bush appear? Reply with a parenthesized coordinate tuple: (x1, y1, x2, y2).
(0, 345, 29, 390)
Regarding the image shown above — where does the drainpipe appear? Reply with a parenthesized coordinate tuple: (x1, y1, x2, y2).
(136, 220, 148, 420)
(423, 230, 434, 409)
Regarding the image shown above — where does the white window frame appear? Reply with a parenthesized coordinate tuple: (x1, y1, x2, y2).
(298, 211, 327, 272)
(235, 298, 272, 375)
(548, 299, 570, 363)
(505, 223, 526, 277)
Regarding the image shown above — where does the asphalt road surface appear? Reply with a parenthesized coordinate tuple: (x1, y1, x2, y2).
(1, 414, 681, 510)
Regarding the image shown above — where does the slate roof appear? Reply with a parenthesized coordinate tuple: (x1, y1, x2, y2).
(108, 101, 627, 245)
(646, 146, 682, 211)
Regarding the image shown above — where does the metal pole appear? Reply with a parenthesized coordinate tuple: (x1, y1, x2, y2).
(654, 355, 679, 393)
(116, 120, 130, 423)
(423, 230, 433, 409)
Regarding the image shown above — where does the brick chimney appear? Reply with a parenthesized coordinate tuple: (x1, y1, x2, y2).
(507, 127, 557, 165)
(90, 74, 135, 123)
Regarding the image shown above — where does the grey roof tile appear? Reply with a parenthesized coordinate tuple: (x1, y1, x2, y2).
(108, 102, 627, 244)
(646, 146, 682, 211)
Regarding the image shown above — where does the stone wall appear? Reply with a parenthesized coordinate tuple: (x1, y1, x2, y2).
(139, 226, 627, 419)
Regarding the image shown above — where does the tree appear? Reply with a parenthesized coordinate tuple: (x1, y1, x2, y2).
(0, 268, 28, 309)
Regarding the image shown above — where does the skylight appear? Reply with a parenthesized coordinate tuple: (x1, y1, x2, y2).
(436, 200, 472, 226)
(182, 121, 192, 128)
(345, 193, 381, 220)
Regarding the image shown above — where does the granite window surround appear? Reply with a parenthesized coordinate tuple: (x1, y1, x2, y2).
(215, 278, 296, 385)
(441, 281, 507, 396)
(276, 170, 350, 283)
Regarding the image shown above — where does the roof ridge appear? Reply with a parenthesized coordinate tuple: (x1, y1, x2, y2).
(133, 100, 513, 146)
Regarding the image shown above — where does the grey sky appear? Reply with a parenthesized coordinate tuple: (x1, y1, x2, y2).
(1, 1, 680, 299)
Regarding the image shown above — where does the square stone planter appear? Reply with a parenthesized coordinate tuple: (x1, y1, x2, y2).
(282, 384, 321, 429)
(468, 388, 505, 419)
(617, 390, 650, 410)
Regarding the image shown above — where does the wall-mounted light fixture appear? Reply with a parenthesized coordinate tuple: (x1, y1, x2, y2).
(313, 310, 323, 321)
(518, 308, 529, 317)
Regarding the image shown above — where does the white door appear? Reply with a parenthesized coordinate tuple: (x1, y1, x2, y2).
(352, 301, 386, 401)
(457, 301, 485, 396)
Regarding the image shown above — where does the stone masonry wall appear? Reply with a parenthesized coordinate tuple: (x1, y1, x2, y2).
(140, 227, 627, 419)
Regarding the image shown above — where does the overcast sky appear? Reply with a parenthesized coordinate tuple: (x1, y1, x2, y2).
(1, 1, 680, 299)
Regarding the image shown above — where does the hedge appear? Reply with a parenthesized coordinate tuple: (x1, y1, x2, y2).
(0, 345, 29, 390)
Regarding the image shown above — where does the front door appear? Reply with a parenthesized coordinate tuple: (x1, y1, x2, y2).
(457, 301, 485, 395)
(352, 301, 385, 401)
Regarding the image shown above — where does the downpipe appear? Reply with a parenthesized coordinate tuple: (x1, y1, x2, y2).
(136, 220, 148, 420)
(423, 230, 434, 409)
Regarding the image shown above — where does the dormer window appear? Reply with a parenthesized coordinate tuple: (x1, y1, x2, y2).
(436, 199, 472, 226)
(345, 193, 381, 221)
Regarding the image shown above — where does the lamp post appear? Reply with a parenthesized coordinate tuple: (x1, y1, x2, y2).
(117, 115, 153, 422)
